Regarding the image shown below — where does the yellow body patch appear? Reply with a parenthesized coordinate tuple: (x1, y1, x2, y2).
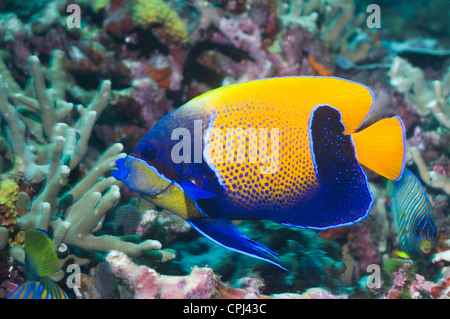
(197, 77, 374, 211)
(147, 183, 205, 220)
(121, 157, 204, 219)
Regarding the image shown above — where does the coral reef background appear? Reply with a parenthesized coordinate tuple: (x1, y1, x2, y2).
(0, 0, 449, 299)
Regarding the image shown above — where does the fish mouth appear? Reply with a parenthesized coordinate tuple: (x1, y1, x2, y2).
(111, 157, 129, 181)
(112, 156, 175, 196)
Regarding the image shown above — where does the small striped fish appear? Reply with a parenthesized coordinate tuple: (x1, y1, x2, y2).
(8, 229, 68, 299)
(391, 168, 436, 256)
(7, 277, 68, 299)
(8, 261, 68, 299)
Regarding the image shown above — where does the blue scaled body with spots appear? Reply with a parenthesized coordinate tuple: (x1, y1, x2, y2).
(113, 77, 406, 269)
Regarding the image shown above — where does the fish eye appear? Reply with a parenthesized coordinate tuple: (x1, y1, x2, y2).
(141, 144, 158, 161)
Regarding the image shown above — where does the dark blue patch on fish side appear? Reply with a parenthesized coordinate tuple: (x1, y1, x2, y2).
(274, 105, 373, 229)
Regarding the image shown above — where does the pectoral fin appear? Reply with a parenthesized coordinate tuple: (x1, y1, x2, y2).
(180, 178, 217, 200)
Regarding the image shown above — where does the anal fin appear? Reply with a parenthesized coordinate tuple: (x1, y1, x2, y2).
(187, 219, 287, 270)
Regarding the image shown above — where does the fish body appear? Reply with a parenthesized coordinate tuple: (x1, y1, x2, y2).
(113, 76, 405, 268)
(8, 229, 68, 299)
(390, 168, 436, 256)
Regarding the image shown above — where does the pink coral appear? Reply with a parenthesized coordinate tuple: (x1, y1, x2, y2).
(349, 226, 381, 276)
(385, 264, 410, 299)
(393, 268, 408, 287)
(211, 16, 273, 81)
(409, 274, 435, 299)
(1, 280, 18, 298)
(106, 250, 263, 299)
(384, 262, 450, 299)
(131, 78, 169, 129)
(405, 126, 443, 164)
(107, 249, 215, 299)
(269, 25, 326, 77)
(433, 157, 450, 178)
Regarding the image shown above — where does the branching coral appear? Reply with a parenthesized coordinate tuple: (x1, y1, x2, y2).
(277, 0, 372, 63)
(0, 0, 446, 300)
(0, 50, 172, 263)
(388, 56, 450, 196)
(409, 147, 450, 195)
(0, 50, 109, 182)
(212, 16, 273, 82)
(276, 0, 321, 35)
(388, 56, 450, 128)
(432, 250, 450, 263)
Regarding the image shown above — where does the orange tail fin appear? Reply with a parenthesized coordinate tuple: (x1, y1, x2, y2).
(352, 116, 405, 180)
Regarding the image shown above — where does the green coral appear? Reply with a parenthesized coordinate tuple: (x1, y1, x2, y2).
(382, 259, 417, 297)
(132, 0, 188, 44)
(0, 179, 19, 227)
(91, 0, 110, 12)
(382, 258, 413, 278)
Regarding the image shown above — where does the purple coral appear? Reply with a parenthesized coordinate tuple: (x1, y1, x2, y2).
(351, 226, 381, 276)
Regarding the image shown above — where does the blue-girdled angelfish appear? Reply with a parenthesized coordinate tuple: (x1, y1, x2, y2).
(8, 229, 68, 299)
(113, 76, 405, 269)
(389, 168, 436, 257)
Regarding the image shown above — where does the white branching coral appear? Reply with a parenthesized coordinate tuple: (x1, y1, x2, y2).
(277, 0, 372, 62)
(0, 50, 111, 182)
(388, 56, 450, 129)
(0, 50, 172, 260)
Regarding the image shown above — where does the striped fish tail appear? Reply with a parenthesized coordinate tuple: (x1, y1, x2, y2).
(7, 277, 68, 299)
